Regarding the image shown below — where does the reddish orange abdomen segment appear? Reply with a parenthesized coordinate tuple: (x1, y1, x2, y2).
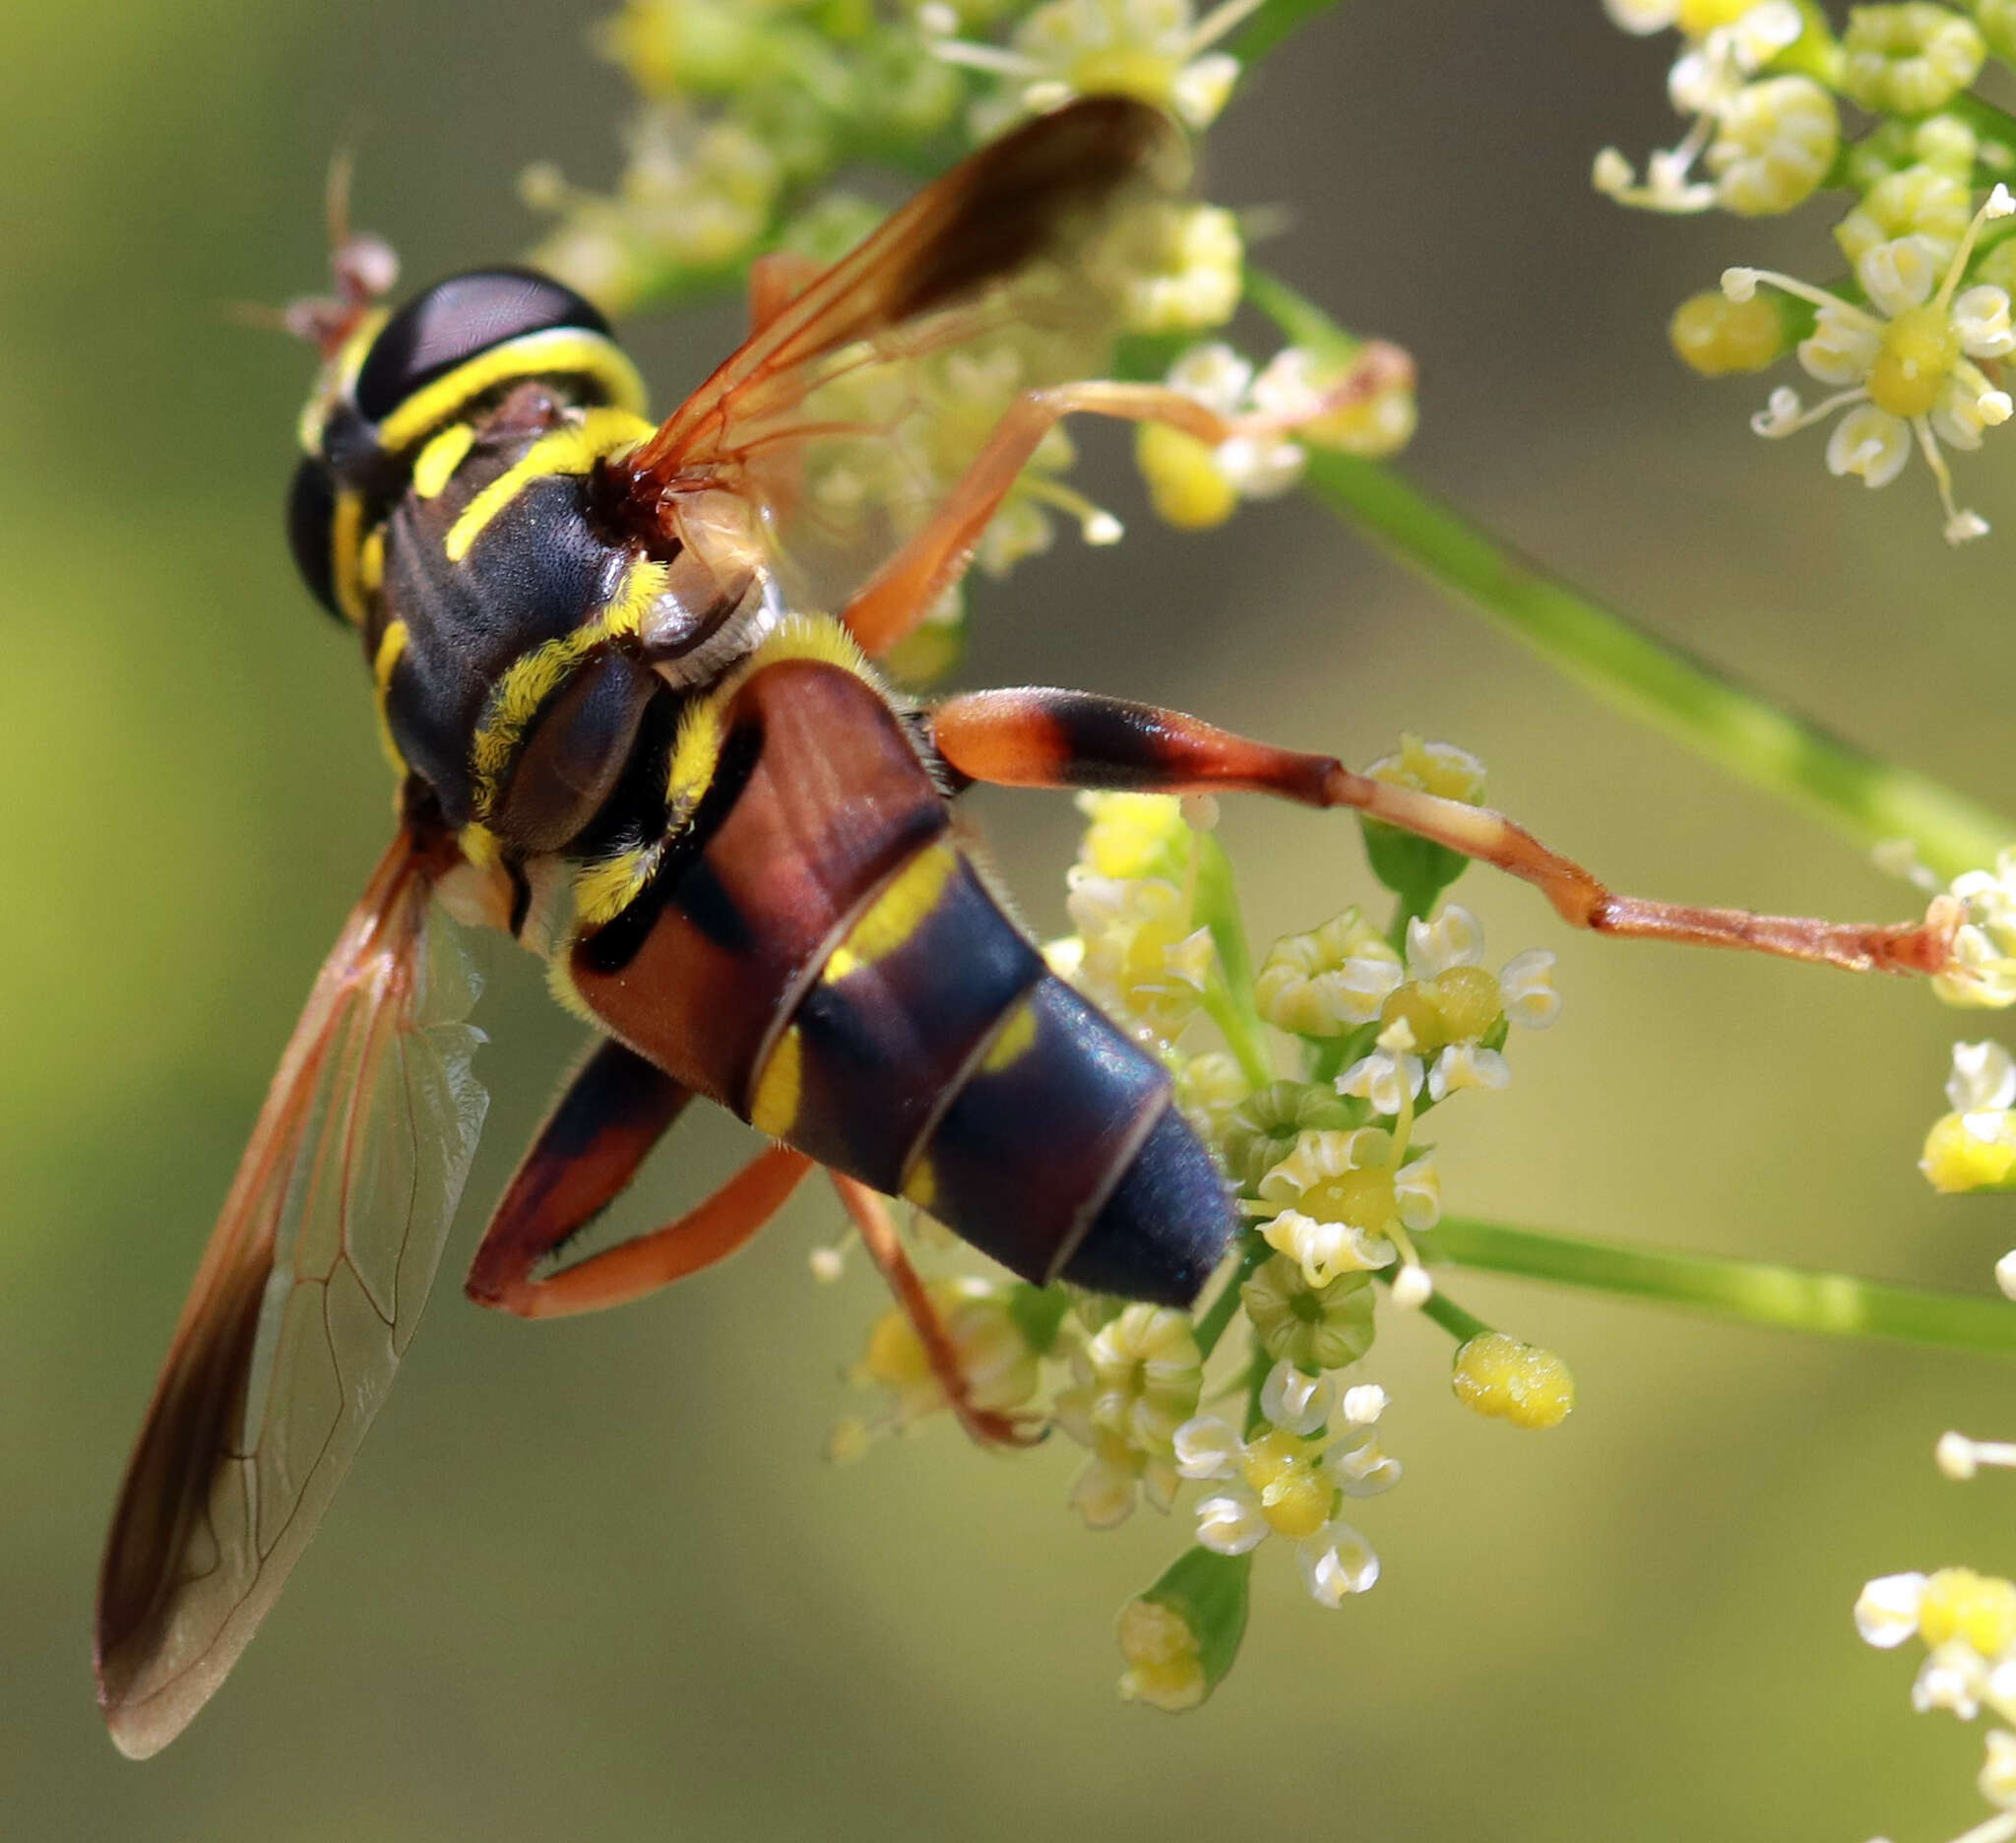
(568, 659, 948, 1109)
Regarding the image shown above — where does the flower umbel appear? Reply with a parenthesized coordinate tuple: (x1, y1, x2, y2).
(1174, 1370, 1396, 1608)
(1054, 1304, 1202, 1527)
(1723, 184, 2016, 542)
(927, 0, 1264, 134)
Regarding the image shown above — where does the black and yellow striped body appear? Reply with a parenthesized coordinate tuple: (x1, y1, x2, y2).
(560, 621, 1232, 1303)
(291, 269, 773, 868)
(290, 265, 1235, 1305)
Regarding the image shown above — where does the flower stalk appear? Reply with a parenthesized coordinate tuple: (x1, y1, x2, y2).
(1434, 1215, 2016, 1356)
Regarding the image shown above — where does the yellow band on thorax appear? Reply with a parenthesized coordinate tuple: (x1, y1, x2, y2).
(375, 328, 647, 455)
(445, 408, 654, 565)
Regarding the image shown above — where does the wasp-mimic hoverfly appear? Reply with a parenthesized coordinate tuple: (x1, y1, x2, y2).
(95, 95, 1958, 1759)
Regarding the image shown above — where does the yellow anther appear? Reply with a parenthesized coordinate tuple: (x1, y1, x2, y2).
(1379, 983, 1448, 1056)
(1431, 964, 1504, 1042)
(1670, 291, 1786, 376)
(1918, 1567, 2016, 1656)
(1240, 1430, 1332, 1541)
(1920, 1112, 2016, 1192)
(1136, 423, 1238, 530)
(1451, 1333, 1576, 1430)
(1869, 304, 1962, 418)
(1676, 0, 1758, 31)
(1116, 1598, 1209, 1713)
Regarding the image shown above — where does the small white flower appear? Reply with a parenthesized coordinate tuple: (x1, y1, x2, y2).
(2000, 1252, 2016, 1302)
(1341, 1383, 1389, 1426)
(1173, 1414, 1244, 1481)
(1917, 1639, 1990, 1719)
(934, 0, 1265, 134)
(1195, 1487, 1271, 1556)
(1498, 949, 1563, 1030)
(1704, 75, 1837, 216)
(1730, 190, 2016, 540)
(1940, 853, 2016, 1008)
(1164, 343, 1305, 496)
(1299, 1520, 1380, 1607)
(1174, 1413, 1399, 1578)
(1981, 1731, 2016, 1811)
(1406, 905, 1485, 978)
(1857, 1571, 1928, 1648)
(1428, 1041, 1512, 1100)
(1260, 1360, 1338, 1436)
(1262, 1208, 1397, 1287)
(1255, 910, 1404, 1037)
(1337, 1036, 1426, 1116)
(1603, 0, 1678, 33)
(1950, 1042, 2016, 1113)
(1941, 1431, 1984, 1480)
(1595, 4, 1804, 215)
(1125, 203, 1244, 334)
(1826, 403, 1915, 488)
(1329, 1426, 1404, 1496)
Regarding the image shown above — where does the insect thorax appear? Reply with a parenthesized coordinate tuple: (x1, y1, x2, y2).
(287, 272, 781, 884)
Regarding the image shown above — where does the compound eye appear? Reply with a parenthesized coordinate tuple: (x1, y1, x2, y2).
(285, 455, 341, 618)
(352, 268, 612, 426)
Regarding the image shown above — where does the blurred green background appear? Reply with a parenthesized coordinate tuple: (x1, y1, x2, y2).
(8, 3, 2016, 1838)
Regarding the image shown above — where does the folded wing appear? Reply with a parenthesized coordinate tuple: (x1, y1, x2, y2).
(95, 827, 487, 1758)
(616, 96, 1189, 613)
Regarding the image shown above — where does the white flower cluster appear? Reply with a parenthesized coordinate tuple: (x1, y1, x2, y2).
(1593, 3, 1831, 218)
(1252, 904, 1559, 1308)
(1723, 186, 2016, 543)
(1172, 1360, 1398, 1608)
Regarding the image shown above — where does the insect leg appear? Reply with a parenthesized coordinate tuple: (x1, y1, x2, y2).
(839, 349, 1413, 658)
(467, 1037, 815, 1317)
(829, 1174, 1047, 1450)
(927, 687, 1959, 978)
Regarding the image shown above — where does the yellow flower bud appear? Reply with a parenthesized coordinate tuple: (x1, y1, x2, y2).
(1241, 1430, 1334, 1541)
(1077, 791, 1188, 881)
(1115, 1597, 1209, 1713)
(1452, 1333, 1576, 1430)
(1136, 422, 1238, 530)
(1921, 1111, 2016, 1192)
(1676, 0, 1761, 30)
(1918, 1567, 2016, 1656)
(1841, 6, 1984, 118)
(1670, 291, 1787, 376)
(1836, 164, 1973, 264)
(1366, 733, 1486, 804)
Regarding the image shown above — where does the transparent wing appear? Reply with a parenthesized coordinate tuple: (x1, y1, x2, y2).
(94, 828, 487, 1758)
(616, 96, 1187, 611)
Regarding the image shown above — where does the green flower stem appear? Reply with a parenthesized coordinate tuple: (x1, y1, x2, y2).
(1196, 831, 1275, 1089)
(1418, 1288, 1492, 1345)
(1949, 93, 2016, 168)
(1246, 270, 2016, 882)
(1229, 0, 1349, 69)
(1372, 1261, 1492, 1342)
(1434, 1216, 2016, 1356)
(1194, 1237, 1270, 1360)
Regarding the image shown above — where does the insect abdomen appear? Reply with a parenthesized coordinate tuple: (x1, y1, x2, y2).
(567, 639, 1236, 1305)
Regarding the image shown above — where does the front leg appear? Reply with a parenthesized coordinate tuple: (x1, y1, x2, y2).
(929, 687, 1958, 978)
(840, 350, 1413, 659)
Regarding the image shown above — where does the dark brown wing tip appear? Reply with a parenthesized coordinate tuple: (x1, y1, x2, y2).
(1047, 94, 1191, 190)
(889, 95, 1191, 329)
